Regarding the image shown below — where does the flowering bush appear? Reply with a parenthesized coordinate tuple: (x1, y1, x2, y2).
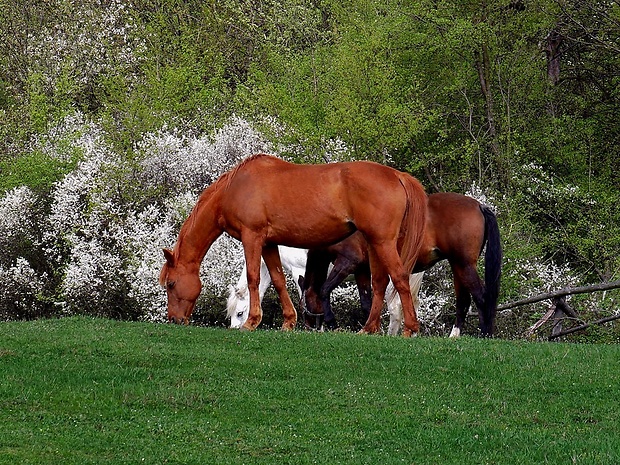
(26, 0, 145, 97)
(0, 258, 46, 320)
(35, 113, 276, 322)
(0, 186, 37, 262)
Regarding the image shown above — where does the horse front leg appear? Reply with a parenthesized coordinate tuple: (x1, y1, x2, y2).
(241, 239, 264, 331)
(262, 244, 297, 331)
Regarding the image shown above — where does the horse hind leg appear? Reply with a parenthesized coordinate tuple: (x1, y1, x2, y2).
(386, 280, 402, 335)
(451, 264, 485, 337)
(262, 245, 298, 331)
(371, 242, 419, 337)
(360, 243, 418, 337)
(450, 279, 471, 338)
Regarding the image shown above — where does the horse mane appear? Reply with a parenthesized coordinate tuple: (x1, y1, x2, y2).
(226, 286, 244, 318)
(184, 154, 278, 233)
(159, 262, 169, 287)
(162, 155, 278, 287)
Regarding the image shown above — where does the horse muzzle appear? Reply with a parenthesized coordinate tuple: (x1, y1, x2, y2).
(303, 309, 325, 331)
(168, 315, 190, 325)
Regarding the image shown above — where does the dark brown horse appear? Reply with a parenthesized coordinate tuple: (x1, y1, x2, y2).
(159, 154, 427, 336)
(300, 192, 502, 336)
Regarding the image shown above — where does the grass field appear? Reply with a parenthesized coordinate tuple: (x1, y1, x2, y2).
(1, 317, 619, 464)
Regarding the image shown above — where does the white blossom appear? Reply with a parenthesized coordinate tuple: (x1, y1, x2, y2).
(466, 181, 498, 214)
(26, 0, 146, 93)
(0, 186, 36, 254)
(0, 258, 46, 320)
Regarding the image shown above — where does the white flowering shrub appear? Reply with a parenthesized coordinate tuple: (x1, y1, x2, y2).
(326, 281, 367, 330)
(136, 116, 272, 196)
(504, 256, 579, 297)
(120, 205, 177, 323)
(465, 181, 498, 213)
(32, 115, 278, 321)
(414, 263, 455, 335)
(30, 112, 100, 164)
(0, 186, 51, 320)
(0, 186, 37, 260)
(0, 258, 46, 320)
(60, 238, 126, 316)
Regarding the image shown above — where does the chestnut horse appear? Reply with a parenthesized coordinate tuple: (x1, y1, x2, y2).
(159, 154, 427, 336)
(300, 192, 502, 336)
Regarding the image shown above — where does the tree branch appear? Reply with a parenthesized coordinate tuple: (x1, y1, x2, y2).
(549, 314, 620, 340)
(497, 280, 620, 311)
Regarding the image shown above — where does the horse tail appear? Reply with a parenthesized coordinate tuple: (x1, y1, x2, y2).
(480, 205, 502, 333)
(397, 174, 427, 275)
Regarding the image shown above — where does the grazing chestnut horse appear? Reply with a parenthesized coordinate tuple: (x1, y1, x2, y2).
(159, 154, 427, 336)
(300, 192, 502, 336)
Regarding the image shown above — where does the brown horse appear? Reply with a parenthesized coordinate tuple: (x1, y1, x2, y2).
(300, 192, 502, 336)
(159, 154, 427, 336)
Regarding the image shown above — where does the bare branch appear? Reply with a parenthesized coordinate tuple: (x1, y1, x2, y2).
(497, 280, 620, 311)
(549, 313, 620, 340)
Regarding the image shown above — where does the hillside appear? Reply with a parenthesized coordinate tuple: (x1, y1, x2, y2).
(1, 317, 619, 464)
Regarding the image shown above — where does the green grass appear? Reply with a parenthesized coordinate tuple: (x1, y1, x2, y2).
(1, 317, 619, 464)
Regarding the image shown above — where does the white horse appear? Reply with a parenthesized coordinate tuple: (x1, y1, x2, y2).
(226, 246, 308, 328)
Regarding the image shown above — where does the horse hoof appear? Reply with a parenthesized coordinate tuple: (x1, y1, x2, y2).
(359, 325, 379, 335)
(402, 327, 419, 338)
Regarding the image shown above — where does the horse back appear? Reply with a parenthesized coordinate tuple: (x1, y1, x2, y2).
(219, 155, 419, 248)
(422, 193, 486, 266)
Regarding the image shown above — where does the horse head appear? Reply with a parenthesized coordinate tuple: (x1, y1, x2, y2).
(298, 276, 324, 331)
(227, 284, 249, 328)
(160, 248, 202, 324)
(227, 285, 250, 328)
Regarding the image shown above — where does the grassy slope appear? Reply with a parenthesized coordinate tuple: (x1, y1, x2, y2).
(1, 317, 619, 464)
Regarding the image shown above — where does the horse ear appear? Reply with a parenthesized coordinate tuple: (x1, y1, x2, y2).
(162, 248, 175, 266)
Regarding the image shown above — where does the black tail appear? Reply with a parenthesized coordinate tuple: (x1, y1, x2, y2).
(480, 205, 502, 335)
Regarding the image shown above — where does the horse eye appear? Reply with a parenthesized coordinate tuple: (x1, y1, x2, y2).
(167, 281, 175, 290)
(236, 311, 244, 318)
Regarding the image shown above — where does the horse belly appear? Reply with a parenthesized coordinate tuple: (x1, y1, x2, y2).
(265, 213, 356, 248)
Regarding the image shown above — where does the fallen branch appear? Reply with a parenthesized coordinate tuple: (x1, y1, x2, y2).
(497, 280, 620, 311)
(549, 314, 620, 340)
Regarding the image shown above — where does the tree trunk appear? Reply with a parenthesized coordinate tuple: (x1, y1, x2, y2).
(475, 43, 505, 182)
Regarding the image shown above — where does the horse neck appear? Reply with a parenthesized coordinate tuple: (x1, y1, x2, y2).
(175, 192, 223, 269)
